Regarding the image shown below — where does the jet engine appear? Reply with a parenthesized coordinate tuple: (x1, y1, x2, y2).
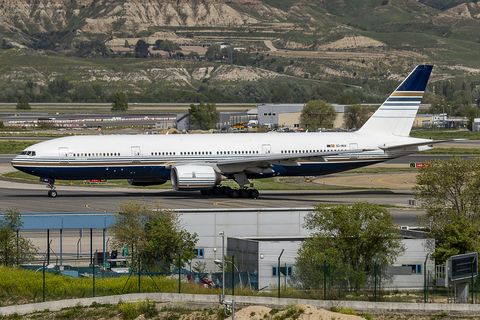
(127, 179, 167, 186)
(171, 165, 221, 191)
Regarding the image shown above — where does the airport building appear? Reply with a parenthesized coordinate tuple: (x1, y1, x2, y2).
(22, 209, 434, 290)
(177, 208, 434, 290)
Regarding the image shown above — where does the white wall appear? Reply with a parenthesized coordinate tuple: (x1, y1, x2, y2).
(178, 209, 311, 273)
(178, 209, 434, 290)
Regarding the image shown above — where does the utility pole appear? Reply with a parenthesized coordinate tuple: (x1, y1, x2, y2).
(228, 36, 233, 65)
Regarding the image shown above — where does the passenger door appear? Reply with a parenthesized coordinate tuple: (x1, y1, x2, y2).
(131, 146, 141, 162)
(58, 147, 69, 163)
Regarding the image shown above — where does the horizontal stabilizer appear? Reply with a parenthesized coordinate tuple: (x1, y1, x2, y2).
(379, 139, 464, 151)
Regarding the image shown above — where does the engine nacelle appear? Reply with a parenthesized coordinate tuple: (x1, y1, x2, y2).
(171, 165, 221, 191)
(127, 179, 167, 186)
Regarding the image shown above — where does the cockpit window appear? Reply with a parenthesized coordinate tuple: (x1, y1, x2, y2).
(20, 151, 36, 156)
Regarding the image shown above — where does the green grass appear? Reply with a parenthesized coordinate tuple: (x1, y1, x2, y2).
(342, 167, 415, 174)
(420, 147, 480, 154)
(2, 171, 377, 190)
(0, 140, 38, 154)
(410, 130, 480, 140)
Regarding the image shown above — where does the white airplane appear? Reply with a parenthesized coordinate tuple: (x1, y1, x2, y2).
(13, 65, 439, 198)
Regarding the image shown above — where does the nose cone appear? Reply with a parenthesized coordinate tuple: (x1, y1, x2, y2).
(11, 155, 21, 168)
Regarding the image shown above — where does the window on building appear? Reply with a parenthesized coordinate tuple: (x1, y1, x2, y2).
(272, 266, 293, 277)
(402, 264, 422, 274)
(194, 248, 204, 259)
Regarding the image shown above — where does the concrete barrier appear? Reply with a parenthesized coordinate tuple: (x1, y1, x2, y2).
(2, 293, 480, 316)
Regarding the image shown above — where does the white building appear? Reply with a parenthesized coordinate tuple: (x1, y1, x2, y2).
(178, 208, 434, 290)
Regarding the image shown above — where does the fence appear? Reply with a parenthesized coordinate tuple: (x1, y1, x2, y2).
(0, 262, 478, 307)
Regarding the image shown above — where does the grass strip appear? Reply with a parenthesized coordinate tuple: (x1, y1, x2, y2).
(0, 141, 38, 154)
(2, 171, 379, 190)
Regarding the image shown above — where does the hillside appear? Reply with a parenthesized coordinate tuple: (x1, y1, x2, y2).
(0, 0, 480, 105)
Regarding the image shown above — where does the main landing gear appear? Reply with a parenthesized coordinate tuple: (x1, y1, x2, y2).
(200, 186, 260, 198)
(201, 172, 259, 198)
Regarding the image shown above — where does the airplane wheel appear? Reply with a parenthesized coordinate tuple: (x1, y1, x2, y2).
(48, 190, 57, 198)
(200, 189, 212, 195)
(228, 188, 240, 198)
(240, 189, 249, 198)
(212, 187, 222, 195)
(249, 189, 259, 199)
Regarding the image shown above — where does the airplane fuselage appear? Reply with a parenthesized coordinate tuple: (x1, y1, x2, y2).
(12, 131, 430, 181)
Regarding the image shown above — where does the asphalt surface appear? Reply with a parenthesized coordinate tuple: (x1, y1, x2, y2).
(0, 179, 419, 224)
(1, 151, 479, 227)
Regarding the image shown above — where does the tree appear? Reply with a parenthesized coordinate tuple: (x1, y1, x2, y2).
(206, 44, 221, 61)
(338, 94, 360, 105)
(294, 202, 404, 290)
(109, 200, 198, 271)
(300, 100, 337, 130)
(16, 96, 31, 110)
(188, 101, 220, 130)
(187, 51, 199, 60)
(413, 157, 480, 263)
(343, 104, 371, 130)
(135, 39, 149, 58)
(143, 213, 198, 269)
(48, 78, 73, 97)
(0, 209, 39, 266)
(424, 94, 444, 114)
(473, 86, 480, 113)
(111, 92, 128, 111)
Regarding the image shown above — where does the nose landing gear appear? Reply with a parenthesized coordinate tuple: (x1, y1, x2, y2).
(44, 179, 57, 197)
(47, 189, 57, 198)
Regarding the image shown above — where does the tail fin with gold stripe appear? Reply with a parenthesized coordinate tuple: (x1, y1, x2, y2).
(357, 65, 433, 137)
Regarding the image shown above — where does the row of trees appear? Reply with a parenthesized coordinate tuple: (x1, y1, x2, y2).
(294, 156, 480, 290)
(299, 100, 373, 131)
(6, 72, 478, 108)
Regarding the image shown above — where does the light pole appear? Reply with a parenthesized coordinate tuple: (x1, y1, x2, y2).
(443, 99, 445, 129)
(218, 231, 235, 319)
(219, 231, 225, 301)
(214, 259, 240, 296)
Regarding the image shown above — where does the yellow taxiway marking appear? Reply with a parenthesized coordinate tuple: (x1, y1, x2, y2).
(377, 177, 413, 186)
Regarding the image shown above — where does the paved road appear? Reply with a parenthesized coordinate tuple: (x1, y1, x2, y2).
(0, 176, 420, 224)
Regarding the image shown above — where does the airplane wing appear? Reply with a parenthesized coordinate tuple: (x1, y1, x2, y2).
(213, 149, 365, 165)
(166, 149, 366, 174)
(208, 149, 366, 174)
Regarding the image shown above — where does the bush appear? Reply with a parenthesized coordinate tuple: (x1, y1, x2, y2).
(118, 299, 157, 319)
